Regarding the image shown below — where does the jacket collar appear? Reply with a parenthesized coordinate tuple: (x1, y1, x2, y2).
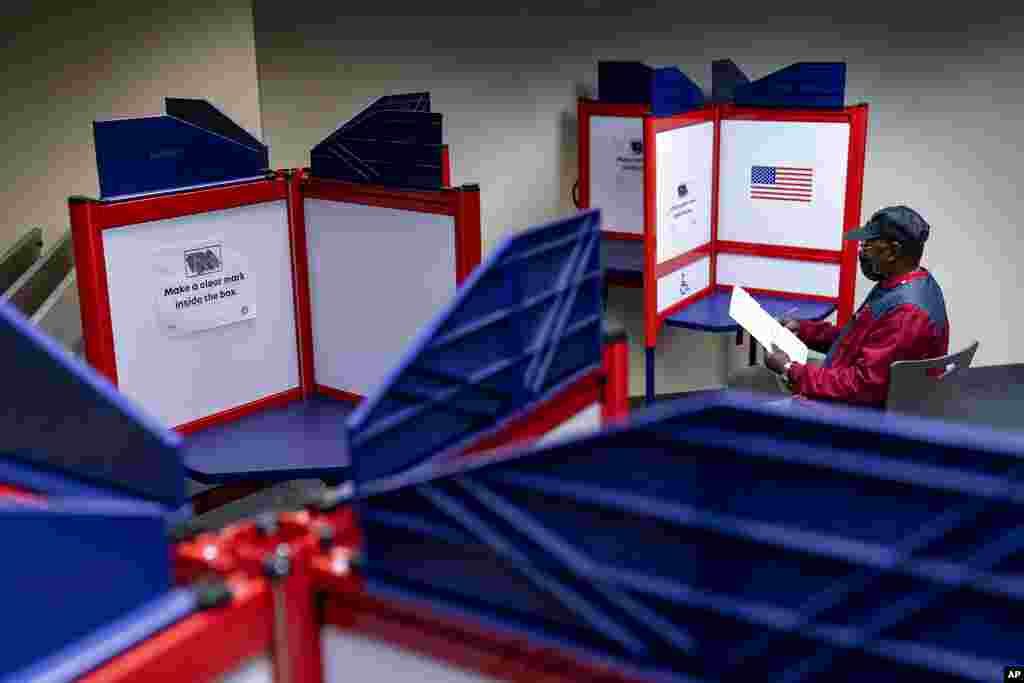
(880, 267, 928, 289)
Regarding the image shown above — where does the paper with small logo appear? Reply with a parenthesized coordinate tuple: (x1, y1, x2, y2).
(728, 286, 808, 364)
(615, 135, 644, 189)
(153, 236, 256, 337)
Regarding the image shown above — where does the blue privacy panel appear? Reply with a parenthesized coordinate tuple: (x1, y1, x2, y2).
(711, 58, 750, 104)
(733, 62, 847, 109)
(598, 61, 653, 104)
(598, 62, 705, 116)
(355, 390, 1024, 682)
(348, 209, 604, 491)
(0, 300, 185, 509)
(310, 92, 444, 190)
(94, 98, 269, 200)
(0, 500, 172, 679)
(651, 67, 705, 117)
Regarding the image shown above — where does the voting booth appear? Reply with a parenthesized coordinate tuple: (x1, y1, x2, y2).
(70, 96, 482, 500)
(578, 61, 868, 399)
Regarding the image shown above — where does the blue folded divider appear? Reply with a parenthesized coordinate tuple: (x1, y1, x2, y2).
(733, 62, 846, 109)
(0, 300, 197, 681)
(597, 61, 705, 116)
(349, 208, 604, 491)
(711, 58, 750, 104)
(352, 390, 1024, 682)
(310, 92, 446, 190)
(93, 98, 269, 200)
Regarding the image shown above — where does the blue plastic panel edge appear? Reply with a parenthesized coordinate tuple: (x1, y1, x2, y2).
(0, 299, 185, 509)
(94, 98, 269, 200)
(346, 208, 604, 490)
(733, 62, 846, 109)
(0, 500, 174, 680)
(650, 66, 705, 116)
(5, 588, 196, 683)
(711, 58, 750, 103)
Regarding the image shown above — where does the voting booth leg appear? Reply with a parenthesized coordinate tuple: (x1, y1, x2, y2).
(602, 326, 629, 423)
(645, 347, 655, 403)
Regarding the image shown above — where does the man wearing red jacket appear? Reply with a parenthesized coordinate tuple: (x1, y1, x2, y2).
(729, 205, 949, 409)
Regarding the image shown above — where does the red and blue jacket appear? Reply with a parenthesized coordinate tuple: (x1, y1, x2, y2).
(787, 268, 949, 408)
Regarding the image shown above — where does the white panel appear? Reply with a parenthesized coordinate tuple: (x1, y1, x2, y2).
(589, 116, 645, 234)
(323, 626, 500, 682)
(717, 254, 840, 297)
(217, 655, 273, 683)
(655, 121, 714, 263)
(718, 120, 850, 251)
(305, 199, 456, 397)
(534, 403, 602, 447)
(102, 201, 299, 427)
(657, 255, 710, 314)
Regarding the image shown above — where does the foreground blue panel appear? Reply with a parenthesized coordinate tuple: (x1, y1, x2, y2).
(734, 62, 847, 109)
(0, 299, 190, 680)
(1, 500, 175, 681)
(0, 300, 184, 508)
(355, 390, 1024, 682)
(310, 92, 445, 190)
(349, 209, 604, 490)
(93, 98, 269, 200)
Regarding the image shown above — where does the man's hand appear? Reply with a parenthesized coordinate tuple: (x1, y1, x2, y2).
(765, 344, 792, 375)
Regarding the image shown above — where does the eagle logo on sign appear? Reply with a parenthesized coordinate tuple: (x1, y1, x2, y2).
(677, 183, 688, 198)
(630, 140, 643, 155)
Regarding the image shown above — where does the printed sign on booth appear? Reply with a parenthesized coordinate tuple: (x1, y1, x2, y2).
(153, 237, 256, 337)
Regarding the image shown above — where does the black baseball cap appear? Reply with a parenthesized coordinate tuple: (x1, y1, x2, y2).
(844, 205, 930, 243)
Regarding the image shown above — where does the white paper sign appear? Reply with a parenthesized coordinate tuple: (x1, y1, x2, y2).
(615, 134, 644, 189)
(728, 286, 808, 364)
(153, 237, 256, 337)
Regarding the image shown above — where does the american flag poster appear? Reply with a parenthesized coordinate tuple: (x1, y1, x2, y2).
(750, 165, 813, 203)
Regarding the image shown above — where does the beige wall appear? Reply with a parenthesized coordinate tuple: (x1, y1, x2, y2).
(253, 5, 1024, 394)
(0, 1, 263, 249)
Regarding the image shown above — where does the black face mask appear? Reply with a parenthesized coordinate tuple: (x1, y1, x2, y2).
(859, 252, 885, 281)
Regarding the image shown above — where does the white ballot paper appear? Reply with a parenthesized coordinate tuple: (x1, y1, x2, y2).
(728, 286, 809, 364)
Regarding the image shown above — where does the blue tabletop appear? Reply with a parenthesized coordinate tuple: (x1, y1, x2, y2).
(183, 395, 354, 483)
(601, 239, 644, 276)
(665, 290, 835, 332)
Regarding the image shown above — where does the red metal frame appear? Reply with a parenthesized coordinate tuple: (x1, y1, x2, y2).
(77, 576, 274, 683)
(643, 109, 718, 348)
(601, 334, 629, 423)
(460, 369, 604, 457)
(69, 176, 301, 433)
(630, 103, 868, 347)
(318, 589, 650, 683)
(577, 98, 649, 239)
(839, 104, 869, 325)
(717, 103, 868, 326)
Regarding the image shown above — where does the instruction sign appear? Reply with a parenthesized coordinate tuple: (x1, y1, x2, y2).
(153, 237, 255, 336)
